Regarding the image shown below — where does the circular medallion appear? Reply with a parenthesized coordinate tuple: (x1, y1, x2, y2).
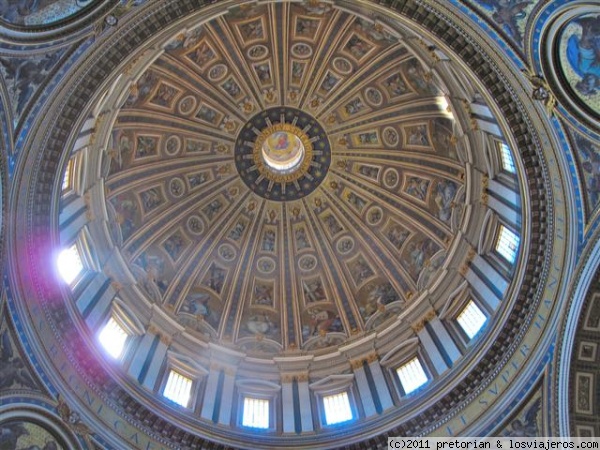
(219, 243, 237, 261)
(164, 135, 182, 155)
(383, 168, 399, 188)
(333, 57, 353, 74)
(337, 236, 355, 254)
(291, 43, 313, 59)
(248, 44, 269, 60)
(383, 126, 400, 147)
(178, 95, 197, 115)
(235, 107, 331, 200)
(298, 254, 317, 272)
(169, 178, 185, 197)
(257, 257, 276, 274)
(365, 87, 383, 106)
(105, 14, 117, 27)
(209, 64, 228, 81)
(366, 206, 383, 225)
(543, 10, 600, 129)
(186, 215, 204, 235)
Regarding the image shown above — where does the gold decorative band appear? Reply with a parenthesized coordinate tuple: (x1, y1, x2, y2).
(253, 123, 314, 183)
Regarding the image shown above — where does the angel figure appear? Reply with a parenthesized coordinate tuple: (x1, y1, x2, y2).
(0, 329, 38, 390)
(503, 397, 542, 436)
(478, 0, 532, 44)
(566, 15, 600, 96)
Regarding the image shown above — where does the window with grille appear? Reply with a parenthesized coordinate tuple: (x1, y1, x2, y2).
(322, 391, 353, 425)
(457, 300, 487, 339)
(496, 225, 520, 264)
(396, 357, 428, 394)
(242, 397, 270, 429)
(57, 244, 84, 285)
(500, 143, 516, 174)
(163, 370, 193, 407)
(98, 317, 129, 359)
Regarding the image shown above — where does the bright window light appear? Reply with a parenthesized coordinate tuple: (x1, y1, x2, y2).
(62, 159, 73, 191)
(323, 391, 353, 425)
(57, 244, 83, 285)
(242, 397, 270, 429)
(98, 317, 129, 359)
(396, 357, 428, 394)
(500, 143, 516, 174)
(437, 95, 451, 115)
(163, 370, 193, 407)
(496, 225, 520, 264)
(457, 300, 487, 339)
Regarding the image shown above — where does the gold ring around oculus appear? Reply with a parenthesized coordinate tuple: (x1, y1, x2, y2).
(253, 123, 313, 183)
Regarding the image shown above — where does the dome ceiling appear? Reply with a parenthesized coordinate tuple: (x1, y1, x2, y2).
(100, 1, 468, 354)
(8, 0, 580, 448)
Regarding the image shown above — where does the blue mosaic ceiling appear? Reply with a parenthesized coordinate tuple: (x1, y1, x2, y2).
(0, 0, 96, 27)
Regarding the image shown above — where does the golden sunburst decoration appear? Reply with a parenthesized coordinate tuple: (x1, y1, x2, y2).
(252, 123, 314, 183)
